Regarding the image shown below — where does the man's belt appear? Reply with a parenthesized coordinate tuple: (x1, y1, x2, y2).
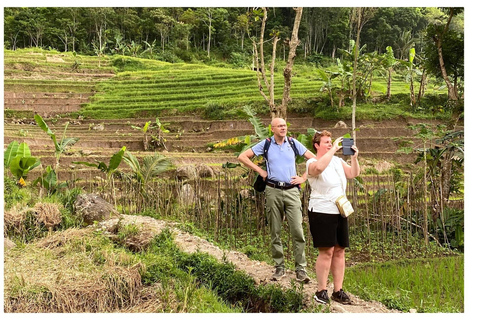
(266, 180, 297, 190)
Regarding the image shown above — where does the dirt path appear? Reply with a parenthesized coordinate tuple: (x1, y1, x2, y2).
(100, 214, 401, 313)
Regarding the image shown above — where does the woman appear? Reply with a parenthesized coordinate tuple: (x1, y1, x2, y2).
(306, 130, 360, 305)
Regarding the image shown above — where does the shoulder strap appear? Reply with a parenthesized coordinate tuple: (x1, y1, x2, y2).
(264, 137, 299, 161)
(288, 137, 300, 157)
(263, 138, 272, 162)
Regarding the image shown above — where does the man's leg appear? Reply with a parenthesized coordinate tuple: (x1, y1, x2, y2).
(284, 188, 307, 271)
(265, 187, 284, 269)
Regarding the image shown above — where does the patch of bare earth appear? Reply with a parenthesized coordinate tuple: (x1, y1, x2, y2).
(99, 214, 400, 313)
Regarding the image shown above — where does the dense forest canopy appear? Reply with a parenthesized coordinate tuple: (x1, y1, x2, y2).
(3, 7, 463, 63)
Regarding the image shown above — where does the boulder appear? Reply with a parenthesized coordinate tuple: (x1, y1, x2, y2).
(74, 193, 119, 225)
(196, 164, 215, 178)
(334, 121, 348, 128)
(176, 165, 197, 180)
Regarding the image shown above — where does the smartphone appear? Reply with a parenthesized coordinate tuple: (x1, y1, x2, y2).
(342, 138, 355, 155)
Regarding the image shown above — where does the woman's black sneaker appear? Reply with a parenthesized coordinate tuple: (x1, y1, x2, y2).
(331, 289, 352, 304)
(314, 289, 330, 304)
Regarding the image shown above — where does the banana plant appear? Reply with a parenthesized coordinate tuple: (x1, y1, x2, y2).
(74, 146, 126, 206)
(74, 146, 126, 180)
(34, 114, 79, 172)
(33, 165, 67, 195)
(5, 141, 41, 185)
(318, 69, 340, 110)
(398, 47, 423, 107)
(213, 105, 272, 155)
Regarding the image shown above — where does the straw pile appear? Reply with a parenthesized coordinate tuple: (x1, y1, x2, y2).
(4, 228, 145, 312)
(4, 202, 62, 235)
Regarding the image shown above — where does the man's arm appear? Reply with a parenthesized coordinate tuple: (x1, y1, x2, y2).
(290, 149, 316, 185)
(238, 148, 268, 179)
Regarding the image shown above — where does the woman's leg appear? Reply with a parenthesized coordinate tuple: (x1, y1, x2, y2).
(316, 247, 334, 291)
(330, 245, 346, 292)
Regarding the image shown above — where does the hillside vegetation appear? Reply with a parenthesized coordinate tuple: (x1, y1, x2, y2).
(4, 48, 464, 313)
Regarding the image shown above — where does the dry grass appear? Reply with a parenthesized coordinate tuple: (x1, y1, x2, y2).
(4, 227, 147, 312)
(4, 202, 62, 236)
(4, 204, 28, 234)
(34, 202, 62, 230)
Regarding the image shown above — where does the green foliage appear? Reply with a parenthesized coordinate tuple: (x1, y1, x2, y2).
(74, 146, 126, 179)
(4, 140, 19, 168)
(434, 208, 464, 250)
(58, 187, 84, 228)
(111, 56, 147, 71)
(143, 230, 304, 312)
(122, 151, 172, 185)
(33, 165, 67, 195)
(34, 114, 79, 170)
(6, 141, 41, 181)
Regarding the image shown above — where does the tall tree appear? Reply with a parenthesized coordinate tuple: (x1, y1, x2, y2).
(86, 7, 114, 56)
(251, 7, 303, 120)
(350, 7, 376, 141)
(280, 7, 303, 120)
(425, 7, 464, 130)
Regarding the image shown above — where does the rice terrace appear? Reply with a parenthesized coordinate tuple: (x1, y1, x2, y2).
(3, 7, 464, 313)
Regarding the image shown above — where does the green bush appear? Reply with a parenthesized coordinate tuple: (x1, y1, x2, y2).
(112, 56, 146, 72)
(230, 52, 250, 68)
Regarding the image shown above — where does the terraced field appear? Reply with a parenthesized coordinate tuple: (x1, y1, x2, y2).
(82, 61, 321, 118)
(3, 49, 461, 184)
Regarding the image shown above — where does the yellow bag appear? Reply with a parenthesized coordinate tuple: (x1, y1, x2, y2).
(335, 195, 354, 218)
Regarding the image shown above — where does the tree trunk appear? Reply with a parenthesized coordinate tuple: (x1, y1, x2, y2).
(423, 141, 429, 246)
(386, 68, 392, 100)
(417, 69, 427, 102)
(409, 75, 416, 107)
(207, 15, 212, 58)
(278, 7, 303, 120)
(434, 8, 458, 103)
(351, 9, 361, 142)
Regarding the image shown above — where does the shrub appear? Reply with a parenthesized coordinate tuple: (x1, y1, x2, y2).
(112, 56, 146, 72)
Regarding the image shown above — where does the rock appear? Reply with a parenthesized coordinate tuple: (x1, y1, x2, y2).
(334, 121, 348, 128)
(409, 309, 417, 313)
(176, 165, 197, 180)
(196, 164, 215, 178)
(74, 193, 119, 225)
(91, 123, 104, 131)
(4, 237, 16, 251)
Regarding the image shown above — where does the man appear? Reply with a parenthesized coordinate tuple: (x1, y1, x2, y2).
(238, 118, 315, 282)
